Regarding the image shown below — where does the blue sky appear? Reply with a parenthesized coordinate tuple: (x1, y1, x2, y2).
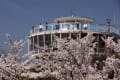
(0, 0, 120, 44)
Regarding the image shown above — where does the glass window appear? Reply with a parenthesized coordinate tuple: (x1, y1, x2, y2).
(45, 25, 48, 31)
(53, 24, 60, 30)
(71, 24, 78, 30)
(62, 24, 70, 30)
(39, 25, 44, 32)
(76, 24, 79, 29)
(83, 24, 88, 30)
(55, 25, 60, 30)
(39, 28, 43, 32)
(47, 24, 53, 31)
(34, 27, 38, 33)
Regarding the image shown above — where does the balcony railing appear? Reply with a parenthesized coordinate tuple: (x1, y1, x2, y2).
(30, 23, 119, 36)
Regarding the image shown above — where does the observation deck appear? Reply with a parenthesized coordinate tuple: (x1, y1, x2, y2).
(28, 16, 119, 53)
(30, 22, 119, 37)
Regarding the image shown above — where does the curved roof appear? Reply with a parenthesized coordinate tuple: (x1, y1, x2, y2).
(53, 16, 95, 23)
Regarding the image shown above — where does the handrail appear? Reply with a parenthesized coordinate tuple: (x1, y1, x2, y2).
(30, 23, 119, 36)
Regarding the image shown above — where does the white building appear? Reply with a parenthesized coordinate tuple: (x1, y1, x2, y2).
(28, 16, 119, 53)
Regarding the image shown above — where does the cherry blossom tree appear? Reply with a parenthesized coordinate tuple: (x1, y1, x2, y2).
(22, 33, 98, 80)
(22, 34, 120, 80)
(1, 33, 120, 80)
(0, 34, 26, 80)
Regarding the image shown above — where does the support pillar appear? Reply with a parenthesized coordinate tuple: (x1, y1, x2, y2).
(97, 34, 99, 54)
(69, 31, 71, 39)
(37, 35, 39, 53)
(32, 37, 34, 51)
(43, 34, 45, 50)
(60, 32, 62, 40)
(51, 32, 53, 48)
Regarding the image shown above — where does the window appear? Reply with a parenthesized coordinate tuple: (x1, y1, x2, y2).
(39, 25, 44, 32)
(47, 24, 53, 31)
(62, 24, 70, 30)
(56, 25, 60, 30)
(71, 24, 79, 30)
(53, 24, 60, 30)
(39, 28, 43, 32)
(83, 24, 88, 30)
(76, 24, 79, 29)
(45, 25, 48, 31)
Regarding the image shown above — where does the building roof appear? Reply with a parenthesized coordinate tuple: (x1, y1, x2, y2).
(53, 16, 95, 23)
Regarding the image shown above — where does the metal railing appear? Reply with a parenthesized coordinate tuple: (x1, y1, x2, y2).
(30, 23, 119, 36)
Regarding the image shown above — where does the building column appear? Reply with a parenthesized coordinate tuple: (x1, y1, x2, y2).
(59, 23, 62, 40)
(78, 32, 81, 40)
(37, 35, 39, 53)
(69, 31, 71, 39)
(43, 34, 45, 50)
(97, 34, 99, 54)
(60, 32, 62, 40)
(32, 37, 34, 51)
(77, 23, 82, 40)
(51, 32, 53, 48)
(104, 34, 107, 54)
